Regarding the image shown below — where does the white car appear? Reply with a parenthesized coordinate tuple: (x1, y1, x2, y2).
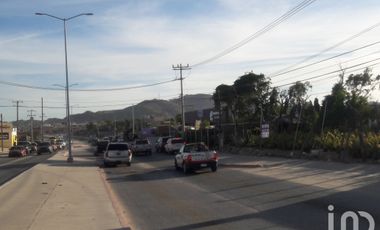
(164, 138, 185, 154)
(175, 143, 219, 174)
(104, 143, 132, 167)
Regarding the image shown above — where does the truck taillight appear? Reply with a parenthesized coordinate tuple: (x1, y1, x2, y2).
(212, 152, 219, 160)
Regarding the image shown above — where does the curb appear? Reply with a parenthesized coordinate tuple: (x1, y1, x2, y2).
(219, 162, 282, 168)
(99, 168, 134, 230)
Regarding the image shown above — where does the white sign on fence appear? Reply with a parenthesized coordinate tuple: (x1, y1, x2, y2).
(261, 123, 269, 138)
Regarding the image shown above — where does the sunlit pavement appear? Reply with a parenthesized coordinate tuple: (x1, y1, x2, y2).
(102, 146, 380, 230)
(0, 142, 122, 230)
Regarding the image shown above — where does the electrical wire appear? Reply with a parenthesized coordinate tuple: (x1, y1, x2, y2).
(270, 40, 380, 79)
(191, 0, 316, 68)
(273, 50, 380, 84)
(0, 78, 178, 92)
(270, 21, 380, 77)
(274, 58, 380, 87)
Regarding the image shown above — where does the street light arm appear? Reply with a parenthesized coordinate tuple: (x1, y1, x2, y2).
(66, 13, 93, 21)
(35, 12, 64, 21)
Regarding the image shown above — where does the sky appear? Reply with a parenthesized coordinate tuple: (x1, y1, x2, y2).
(1, 0, 380, 121)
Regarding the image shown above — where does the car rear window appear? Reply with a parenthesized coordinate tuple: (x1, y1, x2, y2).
(136, 140, 148, 145)
(183, 144, 208, 152)
(108, 144, 129, 150)
(172, 139, 184, 144)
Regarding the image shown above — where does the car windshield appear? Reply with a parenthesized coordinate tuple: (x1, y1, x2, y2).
(108, 144, 128, 151)
(172, 139, 184, 144)
(136, 140, 148, 145)
(18, 142, 28, 145)
(39, 142, 50, 146)
(183, 144, 208, 153)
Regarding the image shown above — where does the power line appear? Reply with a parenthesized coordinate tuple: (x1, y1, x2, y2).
(273, 49, 380, 84)
(274, 57, 380, 88)
(270, 21, 380, 77)
(270, 40, 380, 79)
(0, 78, 178, 92)
(191, 0, 316, 68)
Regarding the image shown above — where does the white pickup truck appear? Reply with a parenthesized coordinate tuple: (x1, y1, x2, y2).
(132, 139, 152, 156)
(174, 143, 219, 174)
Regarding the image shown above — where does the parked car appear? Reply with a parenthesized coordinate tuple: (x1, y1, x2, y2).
(9, 146, 28, 157)
(31, 142, 38, 152)
(37, 142, 53, 154)
(96, 140, 109, 155)
(174, 143, 219, 174)
(155, 136, 172, 153)
(17, 141, 32, 154)
(165, 138, 185, 154)
(132, 139, 152, 156)
(103, 143, 132, 167)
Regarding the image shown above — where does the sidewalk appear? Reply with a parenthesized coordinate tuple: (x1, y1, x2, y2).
(0, 147, 8, 156)
(0, 147, 124, 230)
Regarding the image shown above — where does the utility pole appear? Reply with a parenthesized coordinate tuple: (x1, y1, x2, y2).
(1, 113, 3, 152)
(27, 110, 36, 142)
(13, 100, 23, 136)
(40, 97, 45, 141)
(132, 105, 135, 137)
(321, 102, 328, 137)
(172, 64, 191, 139)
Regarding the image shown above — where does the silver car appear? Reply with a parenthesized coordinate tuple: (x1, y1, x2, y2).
(104, 143, 132, 167)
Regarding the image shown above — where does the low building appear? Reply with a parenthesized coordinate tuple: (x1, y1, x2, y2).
(0, 122, 17, 148)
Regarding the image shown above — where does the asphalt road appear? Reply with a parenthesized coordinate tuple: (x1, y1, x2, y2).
(0, 152, 55, 186)
(100, 148, 380, 230)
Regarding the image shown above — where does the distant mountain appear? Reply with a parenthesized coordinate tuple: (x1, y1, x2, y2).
(44, 94, 214, 124)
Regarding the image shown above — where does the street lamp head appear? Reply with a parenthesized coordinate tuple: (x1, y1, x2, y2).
(84, 13, 93, 16)
(35, 12, 44, 15)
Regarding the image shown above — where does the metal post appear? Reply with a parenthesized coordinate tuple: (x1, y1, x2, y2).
(1, 114, 3, 152)
(180, 65, 185, 138)
(292, 103, 304, 153)
(172, 64, 190, 139)
(64, 19, 73, 163)
(35, 12, 93, 162)
(259, 106, 263, 149)
(321, 102, 327, 137)
(41, 97, 44, 141)
(132, 105, 135, 137)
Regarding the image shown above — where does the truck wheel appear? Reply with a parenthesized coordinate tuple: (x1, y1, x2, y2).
(174, 159, 180, 170)
(183, 163, 190, 174)
(211, 162, 218, 172)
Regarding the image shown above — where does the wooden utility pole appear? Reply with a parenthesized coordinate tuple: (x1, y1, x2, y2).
(1, 113, 3, 152)
(27, 110, 36, 142)
(13, 100, 23, 135)
(40, 98, 45, 141)
(172, 64, 191, 139)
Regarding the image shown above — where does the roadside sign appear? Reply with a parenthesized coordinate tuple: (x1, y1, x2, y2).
(197, 110, 203, 118)
(195, 120, 201, 130)
(261, 123, 269, 138)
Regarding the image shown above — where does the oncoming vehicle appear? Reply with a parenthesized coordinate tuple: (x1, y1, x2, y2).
(104, 143, 132, 167)
(37, 142, 53, 154)
(175, 143, 219, 174)
(17, 141, 32, 154)
(165, 138, 185, 154)
(96, 140, 109, 155)
(8, 146, 27, 157)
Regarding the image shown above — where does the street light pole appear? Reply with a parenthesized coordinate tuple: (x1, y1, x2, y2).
(36, 12, 93, 163)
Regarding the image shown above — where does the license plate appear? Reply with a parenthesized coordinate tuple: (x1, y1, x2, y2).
(201, 164, 207, 167)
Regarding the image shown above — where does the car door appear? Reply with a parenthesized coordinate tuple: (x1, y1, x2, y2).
(176, 145, 185, 165)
